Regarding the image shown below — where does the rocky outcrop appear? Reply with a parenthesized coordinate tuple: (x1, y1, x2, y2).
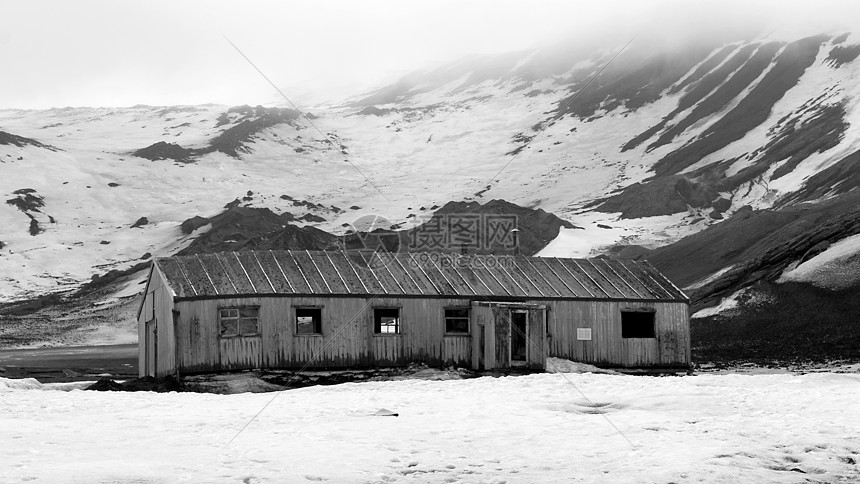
(180, 215, 210, 234)
(130, 217, 149, 228)
(595, 175, 719, 219)
(132, 105, 303, 163)
(177, 207, 337, 256)
(636, 190, 860, 310)
(132, 141, 195, 163)
(345, 199, 581, 256)
(0, 130, 57, 151)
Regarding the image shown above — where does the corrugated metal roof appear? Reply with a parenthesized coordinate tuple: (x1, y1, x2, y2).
(155, 250, 688, 301)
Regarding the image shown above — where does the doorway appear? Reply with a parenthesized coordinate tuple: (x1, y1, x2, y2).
(510, 310, 528, 365)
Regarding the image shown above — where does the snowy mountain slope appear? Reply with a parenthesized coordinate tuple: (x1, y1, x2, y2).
(2, 28, 860, 350)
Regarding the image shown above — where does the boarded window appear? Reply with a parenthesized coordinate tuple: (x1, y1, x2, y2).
(374, 308, 400, 334)
(621, 310, 655, 338)
(220, 307, 259, 337)
(296, 307, 322, 335)
(445, 308, 470, 334)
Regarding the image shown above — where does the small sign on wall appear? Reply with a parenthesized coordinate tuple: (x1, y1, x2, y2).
(576, 328, 592, 341)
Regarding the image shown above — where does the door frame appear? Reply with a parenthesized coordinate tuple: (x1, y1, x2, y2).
(509, 309, 529, 366)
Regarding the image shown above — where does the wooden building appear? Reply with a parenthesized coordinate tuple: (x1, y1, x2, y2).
(137, 250, 689, 377)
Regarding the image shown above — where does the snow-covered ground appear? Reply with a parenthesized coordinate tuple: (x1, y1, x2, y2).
(2, 371, 859, 483)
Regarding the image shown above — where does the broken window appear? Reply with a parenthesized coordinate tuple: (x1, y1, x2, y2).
(374, 307, 400, 334)
(621, 310, 655, 338)
(296, 307, 322, 335)
(219, 307, 259, 337)
(445, 308, 470, 334)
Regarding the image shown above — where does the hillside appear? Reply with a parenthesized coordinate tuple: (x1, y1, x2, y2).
(2, 28, 860, 353)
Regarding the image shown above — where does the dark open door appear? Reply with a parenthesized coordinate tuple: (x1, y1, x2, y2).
(510, 310, 528, 366)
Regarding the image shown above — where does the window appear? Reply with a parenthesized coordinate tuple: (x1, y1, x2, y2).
(445, 308, 470, 334)
(621, 310, 655, 338)
(296, 307, 322, 335)
(219, 307, 259, 337)
(374, 308, 400, 334)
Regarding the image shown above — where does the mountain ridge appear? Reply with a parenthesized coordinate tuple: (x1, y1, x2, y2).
(2, 28, 860, 352)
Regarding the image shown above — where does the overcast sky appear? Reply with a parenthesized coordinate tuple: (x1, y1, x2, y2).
(2, 0, 859, 109)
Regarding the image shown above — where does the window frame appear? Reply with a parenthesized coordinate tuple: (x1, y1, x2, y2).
(373, 307, 401, 335)
(294, 306, 323, 336)
(620, 309, 656, 339)
(444, 307, 470, 335)
(218, 305, 260, 338)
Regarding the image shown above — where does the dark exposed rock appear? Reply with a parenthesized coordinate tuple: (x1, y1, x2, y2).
(782, 147, 860, 203)
(766, 103, 847, 181)
(343, 199, 578, 256)
(556, 37, 725, 120)
(596, 175, 717, 219)
(299, 213, 326, 223)
(132, 141, 194, 163)
(133, 105, 301, 162)
(654, 35, 829, 176)
(177, 207, 338, 256)
(667, 44, 737, 95)
(692, 279, 860, 364)
(28, 217, 41, 236)
(711, 198, 731, 213)
(208, 106, 301, 158)
(141, 252, 152, 260)
(0, 130, 57, 151)
(826, 44, 860, 68)
(643, 190, 860, 310)
(6, 188, 44, 212)
(131, 217, 149, 228)
(85, 375, 182, 392)
(180, 215, 210, 234)
(357, 106, 392, 116)
(647, 43, 776, 153)
(624, 43, 760, 152)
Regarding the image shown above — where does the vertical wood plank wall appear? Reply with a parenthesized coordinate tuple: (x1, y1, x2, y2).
(158, 294, 689, 374)
(491, 305, 510, 369)
(137, 268, 176, 377)
(470, 304, 494, 370)
(527, 308, 547, 369)
(544, 300, 690, 367)
(173, 296, 475, 372)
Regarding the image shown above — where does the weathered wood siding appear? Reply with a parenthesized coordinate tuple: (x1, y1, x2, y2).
(220, 336, 262, 369)
(527, 308, 547, 369)
(491, 305, 510, 369)
(173, 296, 474, 372)
(545, 300, 689, 367)
(471, 304, 493, 370)
(137, 266, 176, 377)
